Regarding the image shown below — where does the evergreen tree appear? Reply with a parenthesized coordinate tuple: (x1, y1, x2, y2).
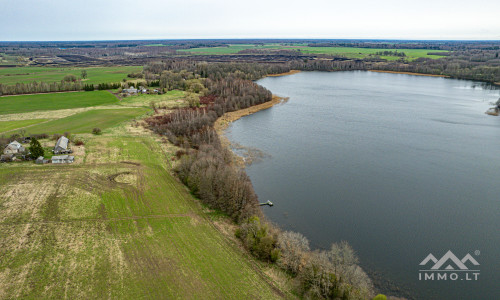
(29, 137, 44, 159)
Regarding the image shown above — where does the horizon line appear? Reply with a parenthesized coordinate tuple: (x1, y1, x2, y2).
(1, 38, 500, 43)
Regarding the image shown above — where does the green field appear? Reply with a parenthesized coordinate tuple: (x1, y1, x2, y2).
(0, 91, 118, 115)
(0, 119, 49, 133)
(0, 66, 142, 85)
(0, 134, 282, 299)
(21, 108, 149, 135)
(178, 44, 448, 60)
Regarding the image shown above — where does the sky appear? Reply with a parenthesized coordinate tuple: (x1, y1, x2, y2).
(2, 0, 500, 41)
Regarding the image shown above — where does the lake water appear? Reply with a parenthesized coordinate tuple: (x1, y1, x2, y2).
(225, 71, 500, 299)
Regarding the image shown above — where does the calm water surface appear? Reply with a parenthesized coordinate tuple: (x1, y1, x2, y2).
(225, 71, 500, 299)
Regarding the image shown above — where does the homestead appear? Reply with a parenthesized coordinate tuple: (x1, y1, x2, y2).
(54, 136, 72, 154)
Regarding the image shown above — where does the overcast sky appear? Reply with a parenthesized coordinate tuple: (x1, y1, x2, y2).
(2, 0, 500, 41)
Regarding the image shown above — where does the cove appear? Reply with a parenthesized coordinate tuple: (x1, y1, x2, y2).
(225, 71, 500, 299)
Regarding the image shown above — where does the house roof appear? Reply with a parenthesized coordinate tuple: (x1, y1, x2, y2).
(7, 141, 22, 149)
(55, 136, 69, 149)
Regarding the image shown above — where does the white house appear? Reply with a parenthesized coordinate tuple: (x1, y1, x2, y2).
(3, 141, 25, 154)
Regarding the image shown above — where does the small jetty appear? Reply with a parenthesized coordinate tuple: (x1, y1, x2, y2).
(259, 200, 274, 207)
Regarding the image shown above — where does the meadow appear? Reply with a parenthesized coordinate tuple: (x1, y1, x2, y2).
(0, 66, 142, 85)
(0, 91, 118, 115)
(21, 108, 150, 134)
(0, 134, 282, 299)
(0, 119, 49, 134)
(0, 86, 285, 298)
(178, 44, 449, 60)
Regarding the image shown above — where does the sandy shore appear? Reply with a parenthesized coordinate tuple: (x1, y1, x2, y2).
(265, 70, 301, 77)
(369, 70, 449, 78)
(214, 95, 288, 133)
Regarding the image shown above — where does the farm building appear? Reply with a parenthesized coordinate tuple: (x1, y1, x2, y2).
(51, 155, 74, 164)
(123, 88, 138, 94)
(0, 153, 15, 162)
(54, 136, 72, 154)
(3, 141, 25, 154)
(35, 156, 49, 164)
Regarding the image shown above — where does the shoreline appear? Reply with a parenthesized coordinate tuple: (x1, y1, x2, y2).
(265, 70, 301, 77)
(214, 95, 288, 133)
(214, 95, 288, 166)
(368, 69, 449, 78)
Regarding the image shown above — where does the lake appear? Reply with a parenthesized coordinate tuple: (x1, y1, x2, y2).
(225, 71, 500, 299)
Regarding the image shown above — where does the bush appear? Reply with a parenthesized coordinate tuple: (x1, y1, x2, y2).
(373, 295, 387, 300)
(237, 216, 280, 262)
(74, 140, 84, 146)
(92, 128, 102, 135)
(63, 74, 77, 82)
(277, 231, 311, 275)
(52, 134, 61, 141)
(31, 133, 49, 140)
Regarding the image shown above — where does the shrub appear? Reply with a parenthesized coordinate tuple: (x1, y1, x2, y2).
(74, 140, 84, 146)
(31, 133, 49, 140)
(237, 216, 279, 262)
(92, 128, 102, 135)
(63, 74, 77, 82)
(52, 134, 61, 141)
(373, 295, 387, 300)
(277, 231, 311, 275)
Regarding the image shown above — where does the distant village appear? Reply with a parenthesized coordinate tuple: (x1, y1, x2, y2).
(1, 135, 74, 164)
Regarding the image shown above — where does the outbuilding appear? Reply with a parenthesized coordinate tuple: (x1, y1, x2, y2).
(51, 155, 74, 164)
(54, 136, 72, 154)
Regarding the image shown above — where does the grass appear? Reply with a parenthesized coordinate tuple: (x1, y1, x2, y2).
(0, 119, 49, 133)
(178, 44, 449, 60)
(21, 108, 150, 135)
(0, 91, 118, 115)
(0, 66, 142, 85)
(119, 90, 186, 107)
(0, 132, 283, 299)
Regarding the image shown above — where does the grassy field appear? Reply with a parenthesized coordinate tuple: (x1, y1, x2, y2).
(0, 91, 118, 115)
(0, 66, 142, 85)
(21, 108, 150, 135)
(178, 44, 448, 60)
(0, 131, 283, 299)
(0, 119, 49, 133)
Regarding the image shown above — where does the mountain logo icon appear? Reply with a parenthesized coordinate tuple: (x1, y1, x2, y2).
(419, 250, 480, 270)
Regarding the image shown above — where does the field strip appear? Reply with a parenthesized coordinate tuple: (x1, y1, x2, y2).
(0, 213, 196, 226)
(0, 105, 136, 122)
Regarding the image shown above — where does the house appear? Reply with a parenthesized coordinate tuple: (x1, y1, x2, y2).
(3, 141, 25, 154)
(0, 153, 15, 162)
(51, 155, 74, 164)
(35, 156, 49, 164)
(54, 136, 72, 154)
(123, 88, 138, 94)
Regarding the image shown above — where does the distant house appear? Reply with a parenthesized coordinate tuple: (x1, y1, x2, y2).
(35, 156, 49, 164)
(3, 141, 25, 154)
(123, 88, 138, 94)
(51, 155, 74, 164)
(54, 136, 72, 154)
